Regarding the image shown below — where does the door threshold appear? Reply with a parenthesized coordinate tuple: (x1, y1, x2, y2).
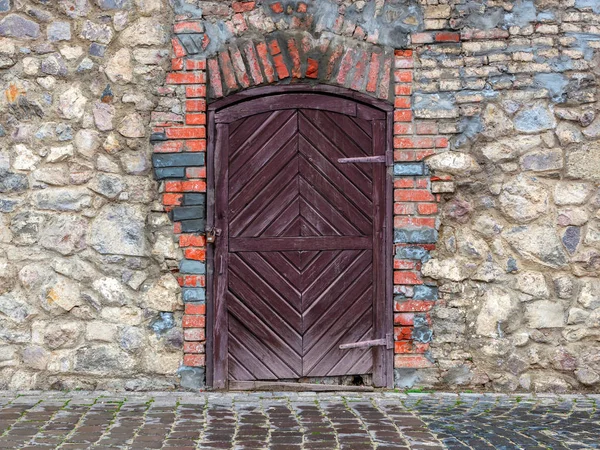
(229, 381, 375, 392)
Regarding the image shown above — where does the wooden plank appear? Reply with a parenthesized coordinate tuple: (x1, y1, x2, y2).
(216, 94, 357, 123)
(229, 381, 374, 392)
(229, 236, 371, 252)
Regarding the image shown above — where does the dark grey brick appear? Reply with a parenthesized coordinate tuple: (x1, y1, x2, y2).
(172, 206, 205, 221)
(152, 153, 205, 168)
(183, 193, 206, 206)
(155, 167, 185, 179)
(181, 219, 205, 233)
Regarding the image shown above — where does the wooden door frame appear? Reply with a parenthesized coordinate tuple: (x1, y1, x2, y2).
(206, 85, 394, 389)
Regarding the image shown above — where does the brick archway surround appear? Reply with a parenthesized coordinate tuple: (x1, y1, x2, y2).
(151, 24, 448, 388)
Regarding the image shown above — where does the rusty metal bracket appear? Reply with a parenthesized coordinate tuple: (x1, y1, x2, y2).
(339, 333, 393, 350)
(338, 151, 393, 167)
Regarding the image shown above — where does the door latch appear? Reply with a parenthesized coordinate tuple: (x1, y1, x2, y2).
(339, 333, 393, 350)
(206, 227, 222, 244)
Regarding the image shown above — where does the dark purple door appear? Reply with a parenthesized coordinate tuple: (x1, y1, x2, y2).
(209, 89, 392, 389)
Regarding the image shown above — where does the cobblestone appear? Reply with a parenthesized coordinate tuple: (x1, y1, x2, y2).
(0, 392, 598, 449)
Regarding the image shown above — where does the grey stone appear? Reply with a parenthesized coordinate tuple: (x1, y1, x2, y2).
(422, 257, 473, 282)
(514, 103, 556, 133)
(556, 122, 583, 145)
(481, 104, 513, 138)
(178, 366, 205, 390)
(43, 276, 83, 313)
(578, 278, 600, 309)
(0, 291, 36, 323)
(75, 129, 101, 158)
(74, 345, 136, 374)
(575, 368, 600, 385)
(90, 204, 147, 256)
(10, 212, 45, 245)
(514, 271, 549, 298)
(426, 152, 480, 175)
(79, 20, 113, 44)
(89, 173, 125, 199)
(503, 225, 568, 268)
(105, 48, 133, 84)
(93, 102, 115, 131)
(525, 300, 565, 328)
(47, 22, 71, 41)
(554, 182, 593, 206)
(117, 112, 145, 138)
(58, 85, 87, 120)
(118, 17, 167, 47)
(44, 322, 82, 349)
(150, 312, 175, 335)
(119, 326, 145, 352)
(520, 148, 563, 172)
(499, 175, 549, 223)
(443, 365, 473, 385)
(0, 1, 10, 13)
(144, 274, 181, 312)
(476, 286, 519, 337)
(562, 226, 580, 254)
(34, 187, 92, 211)
(39, 215, 87, 255)
(553, 275, 574, 299)
(22, 346, 49, 370)
(41, 53, 68, 76)
(92, 277, 130, 306)
(0, 171, 28, 193)
(96, 0, 131, 9)
(0, 15, 40, 39)
(566, 141, 600, 181)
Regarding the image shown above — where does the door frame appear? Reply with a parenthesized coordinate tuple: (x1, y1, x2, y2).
(206, 85, 394, 389)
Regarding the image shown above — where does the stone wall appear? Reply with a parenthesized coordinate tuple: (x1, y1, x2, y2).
(2, 0, 600, 393)
(0, 0, 187, 390)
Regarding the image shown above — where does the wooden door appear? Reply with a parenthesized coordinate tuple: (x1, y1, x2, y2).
(208, 88, 393, 389)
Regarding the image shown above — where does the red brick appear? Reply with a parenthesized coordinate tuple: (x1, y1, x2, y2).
(166, 72, 205, 85)
(256, 41, 275, 83)
(394, 50, 413, 58)
(394, 326, 412, 340)
(165, 180, 207, 192)
(416, 122, 438, 135)
(415, 149, 435, 160)
(269, 39, 281, 55)
(232, 13, 248, 33)
(297, 2, 307, 12)
(172, 57, 184, 70)
(394, 96, 411, 109)
(186, 167, 206, 178)
(230, 45, 250, 88)
(393, 123, 413, 135)
(183, 354, 205, 367)
(394, 70, 413, 83)
(232, 1, 255, 12)
(219, 51, 238, 90)
(185, 303, 206, 315)
(185, 59, 206, 71)
(174, 21, 204, 33)
(306, 58, 319, 79)
(272, 53, 290, 79)
(435, 137, 449, 148)
(183, 315, 206, 328)
(185, 139, 206, 152)
(393, 202, 415, 215)
(435, 32, 460, 42)
(394, 341, 413, 354)
(366, 52, 380, 93)
(180, 234, 206, 247)
(394, 260, 415, 270)
(186, 99, 206, 112)
(394, 313, 415, 326)
(165, 127, 206, 139)
(208, 58, 223, 98)
(184, 342, 205, 353)
(179, 275, 206, 287)
(287, 38, 301, 78)
(394, 300, 435, 312)
(172, 37, 187, 57)
(377, 55, 392, 99)
(418, 203, 438, 215)
(414, 343, 430, 353)
(173, 222, 182, 234)
(185, 248, 206, 261)
(163, 194, 182, 206)
(394, 190, 435, 202)
(395, 150, 417, 161)
(411, 32, 434, 44)
(394, 217, 436, 228)
(186, 84, 207, 98)
(243, 41, 264, 85)
(183, 328, 205, 341)
(270, 2, 283, 13)
(394, 354, 434, 368)
(394, 271, 423, 285)
(394, 110, 412, 122)
(154, 140, 184, 153)
(186, 113, 206, 125)
(326, 45, 344, 80)
(336, 48, 354, 85)
(394, 179, 415, 189)
(351, 50, 368, 91)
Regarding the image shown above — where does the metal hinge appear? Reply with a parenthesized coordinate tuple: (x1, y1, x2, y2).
(338, 151, 393, 167)
(339, 333, 393, 350)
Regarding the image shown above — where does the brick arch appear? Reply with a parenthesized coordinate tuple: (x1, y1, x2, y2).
(204, 31, 395, 102)
(152, 14, 442, 387)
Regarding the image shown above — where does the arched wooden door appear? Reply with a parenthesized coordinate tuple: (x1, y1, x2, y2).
(206, 86, 393, 389)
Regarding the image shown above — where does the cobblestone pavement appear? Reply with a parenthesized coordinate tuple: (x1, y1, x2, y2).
(0, 392, 598, 449)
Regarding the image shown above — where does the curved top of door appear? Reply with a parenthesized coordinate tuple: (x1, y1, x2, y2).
(209, 85, 393, 124)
